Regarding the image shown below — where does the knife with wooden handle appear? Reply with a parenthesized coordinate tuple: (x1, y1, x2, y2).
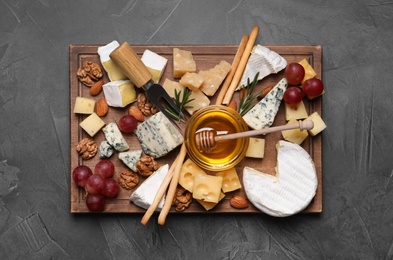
(110, 42, 182, 122)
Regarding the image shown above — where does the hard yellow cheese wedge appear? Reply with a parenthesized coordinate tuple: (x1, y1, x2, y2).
(173, 48, 196, 78)
(298, 59, 317, 83)
(179, 72, 205, 91)
(199, 60, 231, 96)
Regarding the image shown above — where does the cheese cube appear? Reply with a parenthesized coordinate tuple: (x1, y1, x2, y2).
(103, 80, 136, 107)
(186, 89, 210, 115)
(306, 112, 326, 136)
(245, 138, 265, 158)
(197, 192, 225, 211)
(215, 168, 242, 193)
(173, 48, 196, 78)
(98, 41, 128, 81)
(79, 113, 105, 137)
(192, 174, 223, 203)
(73, 97, 96, 114)
(179, 159, 207, 192)
(285, 100, 308, 121)
(162, 79, 185, 98)
(199, 60, 231, 96)
(102, 122, 129, 152)
(136, 112, 184, 158)
(179, 72, 205, 91)
(299, 59, 317, 83)
(141, 49, 168, 83)
(281, 119, 309, 144)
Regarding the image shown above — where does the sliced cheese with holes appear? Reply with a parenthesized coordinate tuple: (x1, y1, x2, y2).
(243, 140, 317, 217)
(97, 41, 128, 81)
(192, 174, 223, 203)
(141, 49, 167, 83)
(130, 164, 169, 210)
(215, 168, 242, 193)
(243, 78, 287, 129)
(179, 159, 207, 192)
(238, 45, 287, 89)
(197, 191, 225, 211)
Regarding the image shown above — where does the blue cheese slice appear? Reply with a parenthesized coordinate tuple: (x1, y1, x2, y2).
(238, 45, 287, 89)
(243, 140, 317, 217)
(243, 78, 287, 129)
(118, 150, 143, 172)
(130, 164, 169, 210)
(99, 141, 114, 158)
(136, 112, 184, 158)
(102, 122, 129, 152)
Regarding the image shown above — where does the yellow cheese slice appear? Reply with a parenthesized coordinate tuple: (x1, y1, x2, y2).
(73, 97, 96, 114)
(192, 174, 223, 203)
(245, 138, 265, 159)
(285, 100, 308, 121)
(281, 118, 309, 144)
(79, 113, 105, 137)
(298, 59, 317, 83)
(215, 168, 242, 193)
(197, 192, 225, 211)
(179, 159, 207, 192)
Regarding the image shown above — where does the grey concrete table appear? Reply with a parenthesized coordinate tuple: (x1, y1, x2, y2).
(1, 1, 392, 259)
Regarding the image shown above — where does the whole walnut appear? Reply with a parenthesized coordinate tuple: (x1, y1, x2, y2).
(118, 168, 140, 189)
(76, 138, 98, 160)
(76, 61, 103, 87)
(172, 186, 192, 212)
(136, 153, 158, 177)
(137, 92, 159, 116)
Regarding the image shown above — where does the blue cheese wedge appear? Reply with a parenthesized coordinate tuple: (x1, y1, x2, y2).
(130, 164, 169, 210)
(136, 112, 184, 158)
(243, 78, 287, 129)
(102, 122, 129, 152)
(238, 44, 287, 89)
(118, 150, 143, 172)
(99, 140, 115, 158)
(243, 140, 317, 217)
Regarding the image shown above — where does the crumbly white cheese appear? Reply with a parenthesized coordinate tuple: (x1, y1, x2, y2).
(136, 112, 184, 158)
(243, 78, 287, 129)
(238, 44, 287, 89)
(243, 140, 317, 217)
(130, 164, 169, 210)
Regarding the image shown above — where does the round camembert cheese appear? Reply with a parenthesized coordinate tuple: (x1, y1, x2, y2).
(243, 140, 317, 217)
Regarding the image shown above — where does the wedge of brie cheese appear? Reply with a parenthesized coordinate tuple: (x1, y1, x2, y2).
(243, 140, 317, 217)
(238, 45, 287, 89)
(141, 49, 168, 83)
(97, 41, 128, 81)
(130, 164, 169, 210)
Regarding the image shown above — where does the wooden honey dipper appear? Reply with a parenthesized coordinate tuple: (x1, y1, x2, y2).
(195, 120, 314, 153)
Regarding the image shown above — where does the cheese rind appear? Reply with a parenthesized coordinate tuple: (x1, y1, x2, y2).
(130, 164, 169, 210)
(74, 97, 96, 114)
(103, 80, 136, 107)
(97, 41, 128, 81)
(79, 113, 105, 137)
(238, 45, 287, 89)
(141, 49, 167, 83)
(136, 112, 184, 158)
(118, 150, 143, 172)
(243, 78, 287, 129)
(199, 60, 231, 96)
(102, 122, 129, 152)
(243, 140, 317, 217)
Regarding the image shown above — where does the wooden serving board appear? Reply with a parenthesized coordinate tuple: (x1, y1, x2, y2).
(70, 44, 323, 214)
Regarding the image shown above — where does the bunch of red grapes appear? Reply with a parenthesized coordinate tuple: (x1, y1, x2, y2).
(283, 63, 324, 106)
(72, 160, 120, 212)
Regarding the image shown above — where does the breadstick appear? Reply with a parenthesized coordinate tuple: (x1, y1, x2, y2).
(158, 143, 187, 225)
(222, 25, 259, 105)
(215, 34, 249, 105)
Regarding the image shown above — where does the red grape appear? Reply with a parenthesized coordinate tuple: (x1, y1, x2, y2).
(283, 86, 304, 105)
(302, 78, 324, 98)
(72, 165, 92, 187)
(102, 179, 120, 198)
(94, 160, 115, 179)
(86, 174, 105, 195)
(118, 115, 138, 133)
(285, 63, 305, 85)
(86, 194, 105, 212)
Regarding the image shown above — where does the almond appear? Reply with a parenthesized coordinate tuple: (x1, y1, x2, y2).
(227, 100, 237, 110)
(96, 97, 109, 117)
(258, 85, 274, 100)
(229, 195, 249, 209)
(89, 80, 104, 96)
(128, 106, 144, 121)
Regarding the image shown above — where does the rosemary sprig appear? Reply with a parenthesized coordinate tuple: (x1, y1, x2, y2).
(165, 88, 194, 121)
(238, 72, 260, 116)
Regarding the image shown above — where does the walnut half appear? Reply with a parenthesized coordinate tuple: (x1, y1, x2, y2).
(76, 138, 98, 160)
(76, 61, 103, 87)
(172, 186, 192, 212)
(137, 92, 159, 116)
(136, 153, 158, 177)
(118, 168, 140, 189)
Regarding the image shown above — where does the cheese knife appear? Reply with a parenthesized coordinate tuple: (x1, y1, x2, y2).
(110, 42, 183, 122)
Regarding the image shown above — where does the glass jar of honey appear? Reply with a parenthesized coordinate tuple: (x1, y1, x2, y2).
(184, 105, 249, 171)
